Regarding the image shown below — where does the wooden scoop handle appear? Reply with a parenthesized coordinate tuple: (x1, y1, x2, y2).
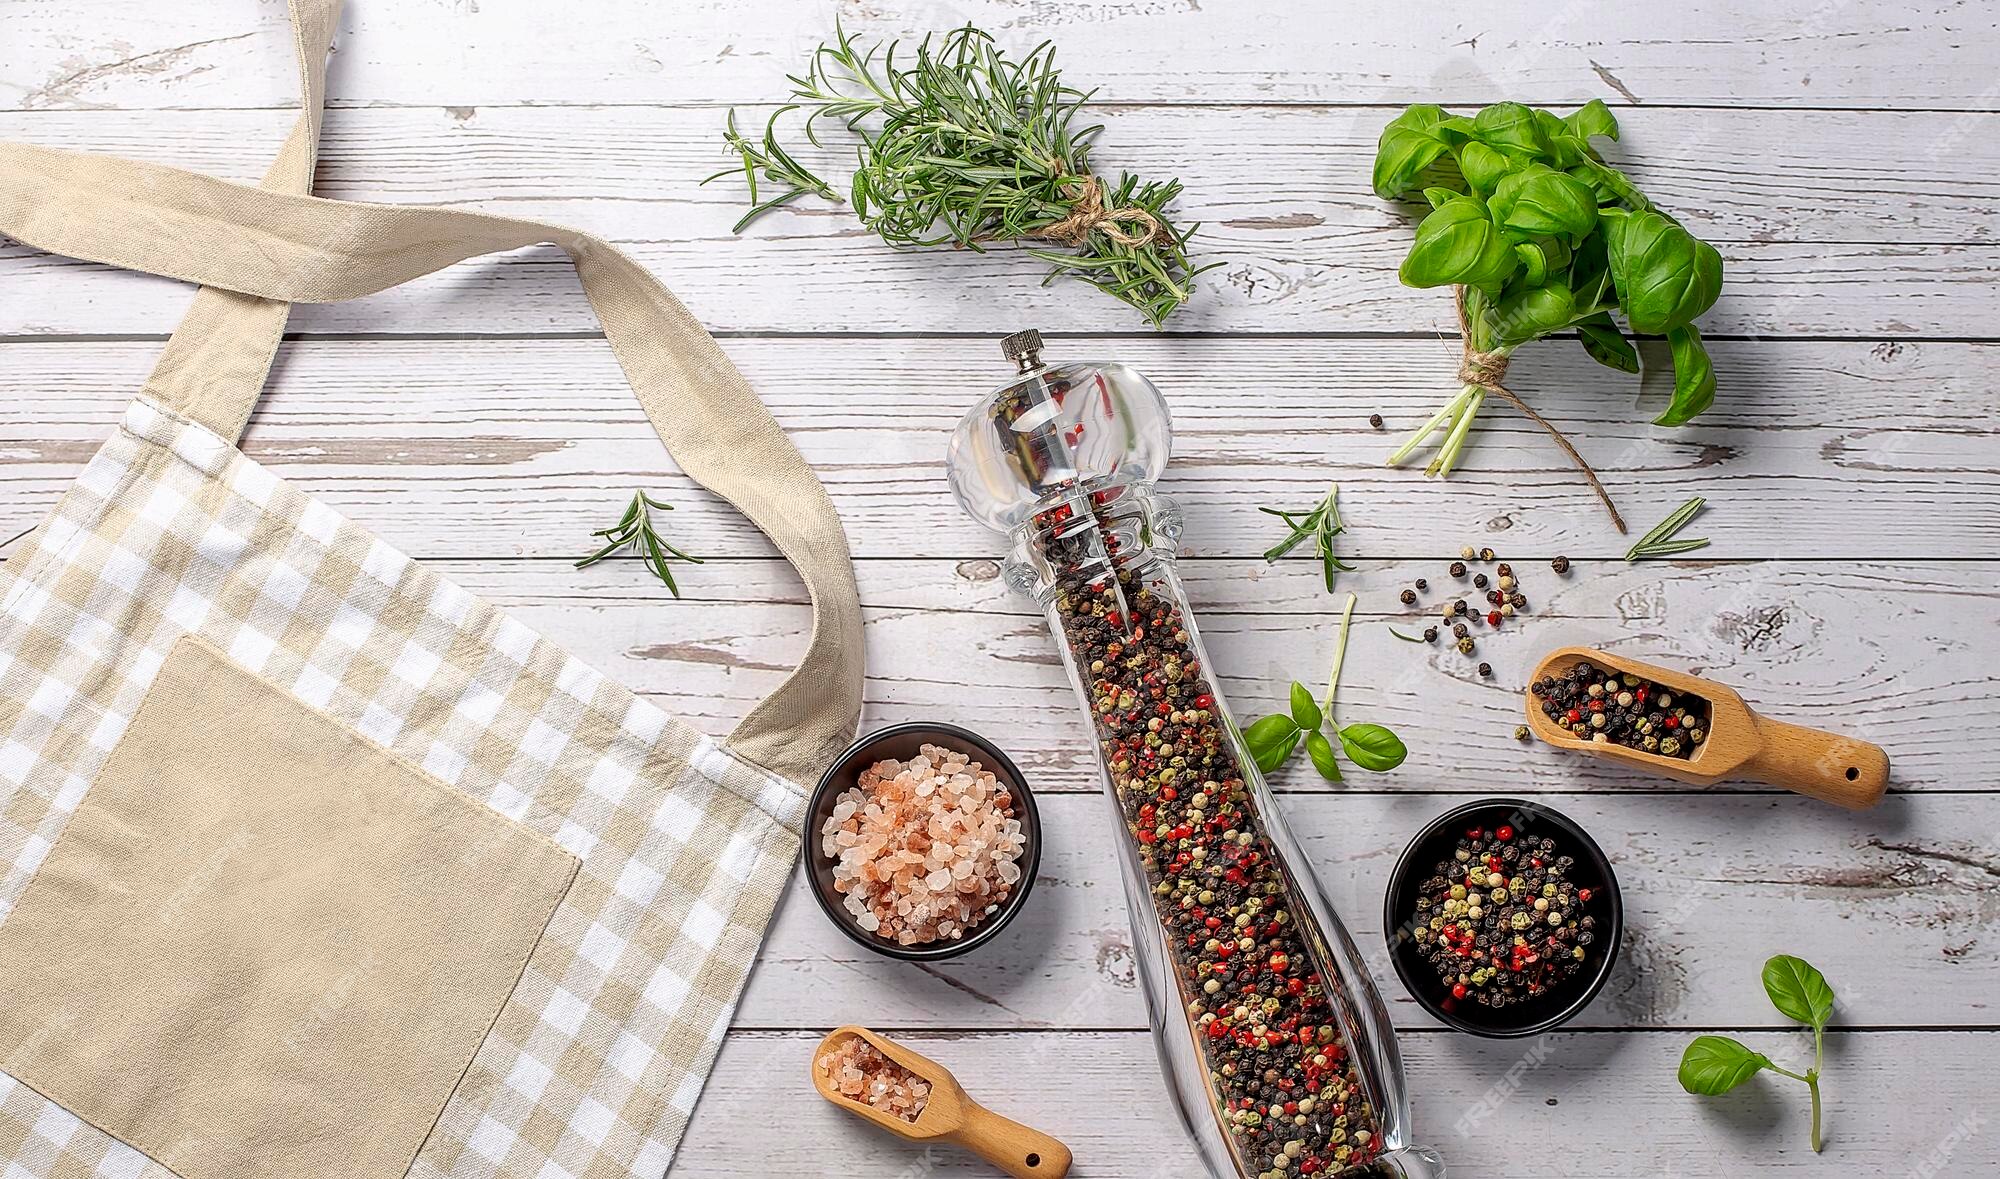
(1742, 716, 1889, 809)
(946, 1103, 1073, 1179)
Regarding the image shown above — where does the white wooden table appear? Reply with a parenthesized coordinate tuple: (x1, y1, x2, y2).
(5, 2, 1996, 1175)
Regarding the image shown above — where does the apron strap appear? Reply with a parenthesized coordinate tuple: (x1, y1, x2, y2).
(141, 0, 336, 438)
(0, 2, 864, 790)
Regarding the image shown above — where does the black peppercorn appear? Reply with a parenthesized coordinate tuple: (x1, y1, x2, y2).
(1551, 555, 1571, 574)
(1510, 593, 1527, 609)
(1452, 622, 1469, 639)
(1423, 626, 1438, 643)
(1479, 547, 1495, 561)
(1473, 573, 1489, 589)
(1449, 561, 1467, 578)
(1368, 413, 1384, 429)
(1478, 662, 1492, 677)
(1399, 588, 1417, 605)
(1414, 578, 1428, 591)
(1453, 599, 1468, 616)
(1496, 563, 1512, 577)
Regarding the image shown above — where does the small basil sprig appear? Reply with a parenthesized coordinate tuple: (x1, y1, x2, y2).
(1678, 955, 1835, 1153)
(1243, 593, 1408, 782)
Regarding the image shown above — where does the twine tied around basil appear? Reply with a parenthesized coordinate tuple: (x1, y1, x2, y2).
(1452, 287, 1627, 533)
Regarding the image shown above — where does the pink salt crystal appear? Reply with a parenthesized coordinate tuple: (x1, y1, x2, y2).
(818, 742, 1027, 946)
(816, 1037, 930, 1122)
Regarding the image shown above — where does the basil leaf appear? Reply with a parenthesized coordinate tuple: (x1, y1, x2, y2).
(1244, 714, 1300, 754)
(1762, 955, 1835, 1032)
(1472, 101, 1547, 156)
(1493, 283, 1576, 347)
(1514, 242, 1549, 289)
(1534, 110, 1585, 168)
(1253, 728, 1301, 775)
(1400, 196, 1518, 291)
(1490, 163, 1598, 238)
(1678, 1036, 1772, 1096)
(1373, 104, 1451, 200)
(1658, 323, 1717, 425)
(1455, 141, 1512, 197)
(1577, 313, 1640, 373)
(1565, 98, 1620, 142)
(1288, 682, 1323, 731)
(1421, 185, 1462, 211)
(1432, 114, 1479, 145)
(1603, 207, 1724, 334)
(1305, 730, 1342, 782)
(1337, 723, 1407, 772)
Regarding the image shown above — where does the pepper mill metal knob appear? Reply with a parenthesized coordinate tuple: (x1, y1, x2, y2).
(1000, 328, 1045, 373)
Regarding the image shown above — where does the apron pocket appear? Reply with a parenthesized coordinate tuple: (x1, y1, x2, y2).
(0, 636, 580, 1179)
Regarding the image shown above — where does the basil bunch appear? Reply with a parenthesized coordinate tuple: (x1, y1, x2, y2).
(1373, 100, 1724, 502)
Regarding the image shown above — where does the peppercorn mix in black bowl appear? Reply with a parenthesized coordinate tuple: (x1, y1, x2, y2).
(1384, 798, 1623, 1038)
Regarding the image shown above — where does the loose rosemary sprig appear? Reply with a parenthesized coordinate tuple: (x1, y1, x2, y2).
(1625, 495, 1709, 561)
(1258, 484, 1354, 593)
(708, 23, 1213, 326)
(576, 492, 703, 597)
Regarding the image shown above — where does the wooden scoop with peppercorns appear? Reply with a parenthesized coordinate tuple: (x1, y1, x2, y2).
(1524, 646, 1888, 809)
(811, 1026, 1073, 1178)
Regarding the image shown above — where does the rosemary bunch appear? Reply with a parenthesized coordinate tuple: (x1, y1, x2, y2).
(710, 24, 1212, 326)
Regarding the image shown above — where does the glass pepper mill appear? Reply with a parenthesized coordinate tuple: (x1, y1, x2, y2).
(947, 331, 1443, 1179)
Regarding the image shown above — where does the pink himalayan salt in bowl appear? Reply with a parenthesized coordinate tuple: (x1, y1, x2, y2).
(821, 744, 1027, 946)
(805, 722, 1043, 961)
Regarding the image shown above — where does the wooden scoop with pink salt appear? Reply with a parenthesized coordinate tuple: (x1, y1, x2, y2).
(813, 1026, 1072, 1178)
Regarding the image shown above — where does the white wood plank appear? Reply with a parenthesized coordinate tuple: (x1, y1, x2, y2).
(684, 1029, 2000, 1175)
(4, 105, 1994, 247)
(737, 790, 2000, 1031)
(326, 559, 2000, 796)
(4, 0, 1992, 109)
(3, 338, 1993, 559)
(4, 220, 1992, 339)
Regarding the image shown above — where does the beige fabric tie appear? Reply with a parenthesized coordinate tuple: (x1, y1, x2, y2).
(0, 0, 864, 788)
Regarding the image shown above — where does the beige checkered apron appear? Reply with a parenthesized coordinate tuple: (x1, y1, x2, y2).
(0, 2, 864, 1176)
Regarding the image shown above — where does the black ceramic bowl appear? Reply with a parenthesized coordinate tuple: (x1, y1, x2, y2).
(804, 721, 1042, 962)
(1384, 797, 1623, 1038)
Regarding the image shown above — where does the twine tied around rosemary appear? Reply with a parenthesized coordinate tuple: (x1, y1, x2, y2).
(1451, 287, 1627, 533)
(1032, 173, 1166, 249)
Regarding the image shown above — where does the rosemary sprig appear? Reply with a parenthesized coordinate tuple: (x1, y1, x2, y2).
(1625, 495, 1710, 561)
(708, 23, 1214, 326)
(576, 491, 704, 597)
(1258, 484, 1354, 593)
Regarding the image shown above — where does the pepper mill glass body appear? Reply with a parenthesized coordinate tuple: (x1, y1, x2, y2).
(947, 332, 1443, 1179)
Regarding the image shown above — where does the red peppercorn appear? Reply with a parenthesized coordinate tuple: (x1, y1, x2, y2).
(1497, 825, 1514, 840)
(1451, 983, 1468, 999)
(1194, 693, 1214, 709)
(1487, 610, 1502, 626)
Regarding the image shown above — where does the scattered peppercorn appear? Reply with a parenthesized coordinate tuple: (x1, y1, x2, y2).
(1453, 599, 1468, 616)
(1423, 626, 1438, 643)
(1510, 593, 1527, 609)
(1530, 660, 1710, 758)
(1513, 724, 1531, 742)
(1473, 573, 1489, 590)
(1414, 578, 1428, 592)
(1449, 561, 1468, 578)
(1368, 413, 1385, 429)
(1486, 610, 1503, 627)
(1496, 563, 1512, 578)
(1479, 547, 1495, 561)
(1551, 556, 1571, 575)
(1477, 662, 1492, 678)
(1460, 546, 1476, 560)
(1410, 825, 1597, 1009)
(1456, 637, 1475, 655)
(1399, 588, 1417, 605)
(1452, 622, 1469, 639)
